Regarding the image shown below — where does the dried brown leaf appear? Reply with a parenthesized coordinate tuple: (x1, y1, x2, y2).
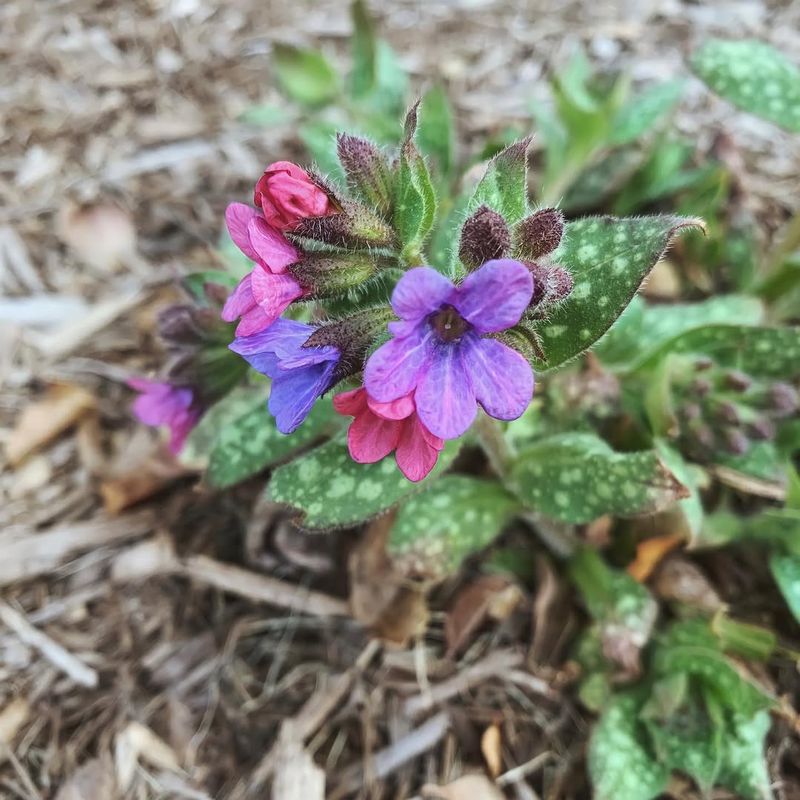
(627, 532, 684, 582)
(6, 383, 96, 466)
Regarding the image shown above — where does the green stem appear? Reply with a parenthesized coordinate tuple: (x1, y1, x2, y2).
(474, 413, 513, 478)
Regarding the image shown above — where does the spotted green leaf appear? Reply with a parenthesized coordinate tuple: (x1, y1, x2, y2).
(716, 710, 773, 800)
(208, 399, 339, 489)
(588, 692, 669, 800)
(267, 435, 461, 530)
(715, 441, 784, 483)
(390, 476, 520, 577)
(769, 551, 800, 624)
(637, 325, 800, 379)
(465, 138, 530, 224)
(509, 433, 688, 523)
(534, 215, 703, 371)
(272, 44, 339, 107)
(594, 294, 764, 371)
(692, 39, 800, 132)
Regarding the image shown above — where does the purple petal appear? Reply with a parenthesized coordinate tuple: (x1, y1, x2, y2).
(391, 267, 454, 321)
(270, 360, 337, 434)
(415, 342, 477, 439)
(235, 305, 274, 337)
(364, 325, 432, 403)
(225, 203, 261, 262)
(229, 318, 313, 359)
(452, 259, 533, 333)
(221, 273, 255, 322)
(462, 337, 533, 421)
(248, 217, 298, 273)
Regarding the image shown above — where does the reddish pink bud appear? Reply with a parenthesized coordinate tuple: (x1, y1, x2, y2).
(253, 161, 333, 231)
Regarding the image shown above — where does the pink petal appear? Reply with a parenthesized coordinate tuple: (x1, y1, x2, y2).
(364, 326, 432, 403)
(251, 268, 304, 322)
(235, 305, 274, 336)
(453, 259, 533, 333)
(248, 217, 299, 273)
(347, 408, 402, 463)
(415, 343, 477, 440)
(367, 392, 415, 421)
(395, 416, 442, 482)
(333, 388, 368, 416)
(221, 273, 255, 322)
(462, 337, 534, 421)
(391, 267, 454, 321)
(225, 203, 261, 262)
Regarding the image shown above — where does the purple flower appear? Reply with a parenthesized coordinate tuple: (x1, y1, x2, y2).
(128, 377, 201, 454)
(229, 319, 339, 434)
(364, 259, 534, 440)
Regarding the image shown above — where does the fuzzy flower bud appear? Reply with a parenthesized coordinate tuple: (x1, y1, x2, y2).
(458, 205, 511, 271)
(291, 201, 397, 250)
(723, 428, 750, 455)
(527, 262, 574, 308)
(253, 161, 333, 231)
(513, 208, 565, 261)
(768, 382, 799, 418)
(290, 252, 380, 298)
(336, 133, 393, 216)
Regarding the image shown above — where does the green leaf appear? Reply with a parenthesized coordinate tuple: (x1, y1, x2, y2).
(268, 435, 461, 530)
(636, 325, 800, 379)
(509, 433, 688, 524)
(416, 85, 455, 179)
(533, 215, 703, 371)
(208, 399, 339, 489)
(717, 710, 773, 800)
(655, 441, 705, 539)
(389, 476, 520, 576)
(594, 294, 764, 371)
(770, 551, 800, 624)
(588, 692, 669, 800)
(465, 138, 529, 224)
(692, 39, 800, 132)
(715, 441, 784, 483)
(394, 112, 437, 263)
(239, 103, 293, 127)
(368, 40, 408, 117)
(562, 147, 646, 212)
(272, 43, 339, 107)
(350, 0, 377, 98)
(610, 80, 684, 146)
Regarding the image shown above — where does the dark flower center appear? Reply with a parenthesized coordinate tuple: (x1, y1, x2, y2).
(431, 305, 469, 343)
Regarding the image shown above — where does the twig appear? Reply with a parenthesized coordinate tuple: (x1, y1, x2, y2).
(497, 751, 555, 786)
(711, 466, 786, 501)
(0, 601, 98, 688)
(181, 555, 349, 617)
(332, 712, 450, 797)
(403, 649, 523, 718)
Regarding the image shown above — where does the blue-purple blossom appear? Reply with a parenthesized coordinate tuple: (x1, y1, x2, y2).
(364, 259, 534, 440)
(229, 319, 339, 434)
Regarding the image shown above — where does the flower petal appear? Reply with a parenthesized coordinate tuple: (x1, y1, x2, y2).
(367, 392, 415, 421)
(395, 416, 444, 482)
(235, 305, 274, 337)
(452, 259, 533, 333)
(269, 360, 337, 434)
(462, 337, 534, 421)
(391, 267, 454, 321)
(415, 342, 476, 439)
(347, 409, 402, 463)
(333, 388, 368, 417)
(250, 268, 304, 324)
(248, 217, 300, 272)
(364, 326, 432, 403)
(225, 203, 261, 262)
(221, 273, 255, 322)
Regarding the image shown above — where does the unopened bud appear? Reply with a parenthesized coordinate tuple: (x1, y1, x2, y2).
(494, 325, 544, 364)
(513, 208, 565, 261)
(681, 403, 702, 422)
(723, 428, 750, 455)
(528, 262, 574, 308)
(693, 357, 714, 372)
(691, 378, 712, 397)
(291, 201, 396, 250)
(724, 370, 752, 392)
(748, 417, 775, 441)
(158, 305, 204, 344)
(768, 382, 799, 418)
(458, 205, 511, 271)
(714, 400, 741, 426)
(336, 133, 393, 216)
(291, 252, 379, 298)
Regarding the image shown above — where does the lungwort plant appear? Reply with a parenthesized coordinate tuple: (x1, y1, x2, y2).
(130, 26, 800, 800)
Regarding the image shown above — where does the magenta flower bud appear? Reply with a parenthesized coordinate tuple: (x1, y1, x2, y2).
(253, 161, 333, 232)
(128, 378, 202, 454)
(768, 382, 799, 418)
(513, 208, 565, 261)
(336, 133, 393, 216)
(691, 378, 712, 397)
(458, 205, 511, 271)
(290, 252, 379, 298)
(291, 202, 397, 250)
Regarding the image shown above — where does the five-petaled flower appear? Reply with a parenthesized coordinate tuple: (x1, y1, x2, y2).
(229, 319, 339, 434)
(364, 259, 535, 440)
(128, 377, 201, 454)
(221, 203, 305, 336)
(334, 388, 444, 482)
(253, 161, 332, 232)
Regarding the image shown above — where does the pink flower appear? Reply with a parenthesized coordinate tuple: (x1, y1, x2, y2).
(253, 161, 332, 231)
(128, 378, 201, 454)
(333, 388, 444, 482)
(221, 203, 305, 336)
